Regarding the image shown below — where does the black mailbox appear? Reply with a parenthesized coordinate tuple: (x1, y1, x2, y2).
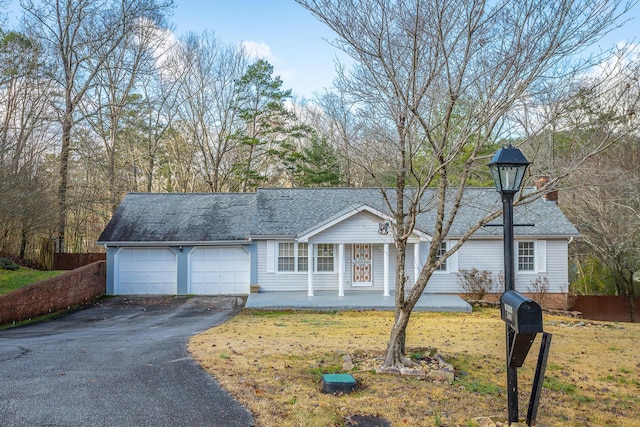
(501, 290, 543, 334)
(501, 290, 544, 367)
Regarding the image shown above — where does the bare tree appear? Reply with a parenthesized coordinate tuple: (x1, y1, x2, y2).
(529, 51, 640, 305)
(314, 89, 369, 187)
(560, 59, 640, 310)
(296, 0, 636, 368)
(80, 9, 173, 211)
(0, 30, 57, 258)
(173, 31, 249, 192)
(21, 0, 174, 252)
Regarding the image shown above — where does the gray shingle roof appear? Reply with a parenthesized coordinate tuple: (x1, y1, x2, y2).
(98, 188, 579, 244)
(98, 193, 255, 243)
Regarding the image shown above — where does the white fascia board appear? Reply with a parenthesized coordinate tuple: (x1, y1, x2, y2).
(249, 235, 295, 240)
(458, 234, 579, 241)
(99, 239, 251, 247)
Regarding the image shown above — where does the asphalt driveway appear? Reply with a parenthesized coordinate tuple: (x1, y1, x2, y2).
(0, 296, 254, 427)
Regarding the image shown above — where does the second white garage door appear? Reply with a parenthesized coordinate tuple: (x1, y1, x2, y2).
(189, 247, 250, 295)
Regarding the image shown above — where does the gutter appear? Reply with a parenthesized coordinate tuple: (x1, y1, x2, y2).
(98, 239, 252, 247)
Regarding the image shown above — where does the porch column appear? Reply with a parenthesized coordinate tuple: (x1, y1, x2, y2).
(307, 243, 314, 296)
(383, 243, 390, 296)
(414, 242, 420, 288)
(338, 243, 345, 296)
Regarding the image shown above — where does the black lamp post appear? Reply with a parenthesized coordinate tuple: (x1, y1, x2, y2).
(489, 144, 531, 424)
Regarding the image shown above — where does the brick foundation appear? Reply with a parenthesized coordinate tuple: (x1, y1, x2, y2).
(461, 292, 570, 310)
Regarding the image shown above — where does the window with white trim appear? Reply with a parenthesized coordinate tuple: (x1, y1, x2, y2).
(316, 244, 334, 272)
(297, 243, 308, 272)
(278, 242, 295, 271)
(518, 241, 535, 271)
(435, 241, 447, 271)
(277, 242, 308, 272)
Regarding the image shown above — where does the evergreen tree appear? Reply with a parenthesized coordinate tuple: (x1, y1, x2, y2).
(232, 59, 294, 191)
(296, 134, 342, 187)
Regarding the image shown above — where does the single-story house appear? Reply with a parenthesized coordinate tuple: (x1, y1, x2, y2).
(97, 188, 579, 302)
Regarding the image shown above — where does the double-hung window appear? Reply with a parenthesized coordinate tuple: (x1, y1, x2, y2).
(297, 243, 309, 272)
(435, 241, 447, 271)
(316, 244, 334, 272)
(518, 241, 535, 271)
(277, 242, 308, 272)
(278, 242, 295, 272)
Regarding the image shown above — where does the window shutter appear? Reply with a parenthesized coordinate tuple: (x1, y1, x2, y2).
(266, 240, 275, 273)
(448, 240, 459, 273)
(536, 240, 547, 273)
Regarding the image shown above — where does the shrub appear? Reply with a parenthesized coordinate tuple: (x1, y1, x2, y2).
(528, 276, 550, 307)
(457, 268, 495, 300)
(0, 257, 20, 271)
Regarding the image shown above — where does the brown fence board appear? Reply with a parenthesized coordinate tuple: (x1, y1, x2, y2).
(570, 296, 639, 323)
(53, 253, 106, 270)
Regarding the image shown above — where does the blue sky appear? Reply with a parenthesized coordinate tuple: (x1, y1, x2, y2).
(4, 0, 638, 99)
(171, 0, 640, 100)
(171, 0, 347, 99)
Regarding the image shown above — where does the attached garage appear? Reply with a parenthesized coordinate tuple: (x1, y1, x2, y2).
(189, 247, 250, 295)
(115, 248, 177, 295)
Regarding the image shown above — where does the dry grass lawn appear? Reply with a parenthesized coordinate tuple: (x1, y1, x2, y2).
(189, 307, 640, 426)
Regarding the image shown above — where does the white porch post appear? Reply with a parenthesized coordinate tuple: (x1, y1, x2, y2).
(414, 242, 420, 288)
(307, 243, 314, 296)
(383, 243, 390, 296)
(338, 243, 345, 296)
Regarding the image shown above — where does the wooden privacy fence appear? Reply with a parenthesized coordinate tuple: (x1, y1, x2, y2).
(570, 296, 639, 323)
(53, 253, 106, 270)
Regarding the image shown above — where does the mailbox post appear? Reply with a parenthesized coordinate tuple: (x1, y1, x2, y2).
(489, 145, 531, 424)
(500, 290, 552, 426)
(489, 145, 553, 425)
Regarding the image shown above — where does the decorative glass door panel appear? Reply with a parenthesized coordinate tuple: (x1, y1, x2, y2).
(352, 244, 372, 286)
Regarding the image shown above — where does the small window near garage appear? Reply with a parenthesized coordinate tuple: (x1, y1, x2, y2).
(277, 242, 308, 273)
(518, 241, 535, 271)
(435, 241, 447, 271)
(316, 244, 334, 272)
(297, 243, 309, 272)
(278, 242, 295, 272)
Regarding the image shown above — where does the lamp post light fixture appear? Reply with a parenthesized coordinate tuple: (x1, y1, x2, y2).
(489, 144, 531, 424)
(489, 144, 531, 293)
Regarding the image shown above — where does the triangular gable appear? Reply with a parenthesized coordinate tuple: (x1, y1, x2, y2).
(296, 204, 429, 242)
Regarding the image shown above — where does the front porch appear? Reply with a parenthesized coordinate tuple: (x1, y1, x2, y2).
(245, 291, 472, 312)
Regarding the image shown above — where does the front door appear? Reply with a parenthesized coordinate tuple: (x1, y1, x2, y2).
(352, 243, 372, 286)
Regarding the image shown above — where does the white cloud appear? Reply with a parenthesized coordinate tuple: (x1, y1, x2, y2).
(241, 40, 297, 91)
(242, 40, 276, 62)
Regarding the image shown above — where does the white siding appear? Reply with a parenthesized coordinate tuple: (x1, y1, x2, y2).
(534, 239, 568, 293)
(257, 240, 390, 292)
(308, 212, 400, 244)
(257, 241, 306, 291)
(257, 237, 570, 295)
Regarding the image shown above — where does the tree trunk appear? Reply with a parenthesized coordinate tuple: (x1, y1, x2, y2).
(383, 306, 417, 368)
(19, 227, 27, 259)
(56, 113, 72, 253)
(628, 271, 636, 323)
(146, 148, 155, 193)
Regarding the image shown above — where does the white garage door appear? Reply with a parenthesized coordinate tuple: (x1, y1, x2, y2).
(116, 248, 177, 295)
(189, 247, 250, 295)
